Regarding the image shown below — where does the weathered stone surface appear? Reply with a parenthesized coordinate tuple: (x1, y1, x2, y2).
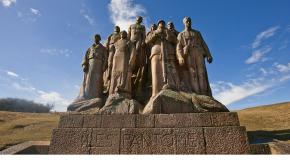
(210, 112, 240, 126)
(90, 128, 120, 154)
(58, 114, 84, 128)
(49, 128, 91, 154)
(49, 113, 250, 154)
(67, 98, 103, 112)
(155, 113, 212, 128)
(58, 112, 240, 129)
(83, 115, 102, 128)
(143, 89, 229, 114)
(190, 93, 229, 112)
(155, 114, 193, 128)
(101, 114, 136, 128)
(121, 128, 175, 154)
(175, 128, 205, 154)
(136, 114, 155, 128)
(120, 128, 205, 154)
(99, 94, 143, 114)
(143, 90, 195, 114)
(204, 126, 250, 154)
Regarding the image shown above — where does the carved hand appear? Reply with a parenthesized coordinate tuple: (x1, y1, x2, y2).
(178, 57, 185, 66)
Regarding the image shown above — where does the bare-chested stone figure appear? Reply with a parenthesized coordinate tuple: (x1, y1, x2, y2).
(145, 20, 180, 99)
(176, 17, 213, 96)
(104, 26, 121, 94)
(108, 31, 136, 98)
(128, 16, 147, 99)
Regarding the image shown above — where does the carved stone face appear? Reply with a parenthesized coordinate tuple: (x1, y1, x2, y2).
(158, 21, 165, 30)
(94, 34, 101, 43)
(150, 24, 157, 31)
(120, 31, 127, 39)
(136, 16, 143, 24)
(167, 22, 174, 30)
(184, 17, 192, 28)
(114, 26, 120, 33)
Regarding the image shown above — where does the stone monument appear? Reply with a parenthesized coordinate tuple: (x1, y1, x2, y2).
(49, 16, 251, 154)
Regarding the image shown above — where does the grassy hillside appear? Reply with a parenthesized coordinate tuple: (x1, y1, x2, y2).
(0, 102, 289, 152)
(238, 102, 290, 147)
(238, 102, 290, 131)
(0, 111, 59, 151)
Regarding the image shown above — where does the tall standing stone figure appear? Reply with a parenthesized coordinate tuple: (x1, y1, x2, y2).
(128, 16, 147, 100)
(108, 31, 136, 98)
(145, 20, 180, 99)
(176, 17, 213, 96)
(104, 26, 121, 94)
(80, 34, 107, 99)
(67, 34, 107, 112)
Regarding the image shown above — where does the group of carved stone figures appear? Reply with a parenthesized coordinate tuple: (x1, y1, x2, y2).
(69, 16, 217, 112)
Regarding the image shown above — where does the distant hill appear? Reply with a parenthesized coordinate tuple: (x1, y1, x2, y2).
(0, 98, 53, 113)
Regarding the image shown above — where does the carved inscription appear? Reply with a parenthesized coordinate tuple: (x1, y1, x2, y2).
(89, 128, 120, 154)
(121, 128, 205, 154)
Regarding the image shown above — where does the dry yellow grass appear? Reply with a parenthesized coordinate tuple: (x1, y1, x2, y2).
(237, 102, 290, 131)
(237, 102, 290, 147)
(0, 111, 59, 150)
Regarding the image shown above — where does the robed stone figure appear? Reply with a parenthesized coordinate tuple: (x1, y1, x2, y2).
(67, 34, 107, 112)
(104, 26, 121, 94)
(145, 20, 180, 99)
(80, 34, 107, 100)
(176, 17, 213, 96)
(108, 31, 136, 98)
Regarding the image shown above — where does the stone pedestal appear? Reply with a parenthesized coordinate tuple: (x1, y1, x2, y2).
(49, 112, 250, 154)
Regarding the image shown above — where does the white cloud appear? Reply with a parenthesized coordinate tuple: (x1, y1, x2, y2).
(40, 48, 72, 57)
(108, 0, 146, 30)
(0, 69, 73, 111)
(1, 0, 16, 7)
(245, 46, 272, 64)
(37, 91, 71, 111)
(280, 75, 290, 82)
(212, 80, 271, 105)
(6, 71, 19, 77)
(80, 3, 96, 26)
(12, 82, 36, 92)
(252, 26, 279, 49)
(275, 62, 290, 72)
(30, 8, 41, 16)
(83, 14, 95, 26)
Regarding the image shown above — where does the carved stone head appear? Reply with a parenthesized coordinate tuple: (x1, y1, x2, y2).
(94, 34, 101, 43)
(183, 17, 192, 29)
(114, 26, 120, 33)
(150, 24, 157, 31)
(167, 21, 175, 30)
(136, 16, 143, 24)
(120, 31, 128, 39)
(157, 20, 165, 29)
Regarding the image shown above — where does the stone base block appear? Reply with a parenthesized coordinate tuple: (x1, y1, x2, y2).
(49, 112, 250, 154)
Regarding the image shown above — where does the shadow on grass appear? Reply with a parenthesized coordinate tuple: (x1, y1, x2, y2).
(247, 129, 290, 144)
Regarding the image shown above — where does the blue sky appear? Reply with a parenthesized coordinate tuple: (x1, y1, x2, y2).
(0, 0, 290, 111)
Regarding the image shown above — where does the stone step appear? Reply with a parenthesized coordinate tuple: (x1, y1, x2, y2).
(58, 112, 240, 128)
